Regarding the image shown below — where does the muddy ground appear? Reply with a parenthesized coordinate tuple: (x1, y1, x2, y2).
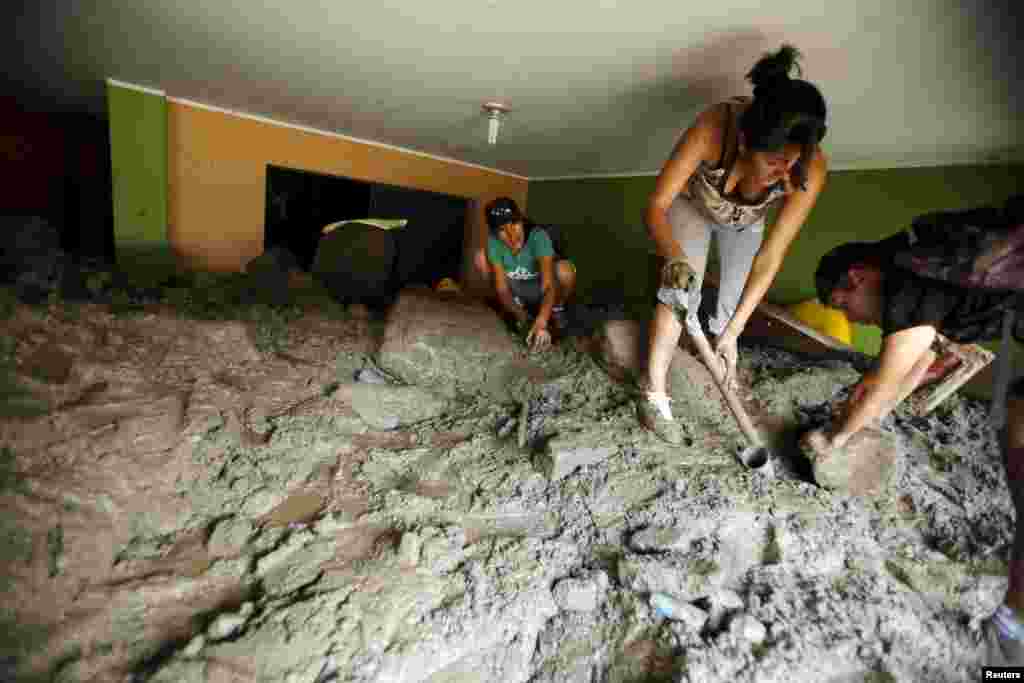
(0, 284, 1013, 682)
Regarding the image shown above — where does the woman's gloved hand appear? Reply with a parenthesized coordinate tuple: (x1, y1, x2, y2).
(660, 257, 696, 291)
(657, 257, 697, 321)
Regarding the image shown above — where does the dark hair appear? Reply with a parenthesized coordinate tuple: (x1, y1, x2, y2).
(484, 197, 524, 236)
(741, 44, 828, 189)
(814, 241, 882, 306)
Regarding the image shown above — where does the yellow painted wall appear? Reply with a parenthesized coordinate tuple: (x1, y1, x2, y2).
(166, 100, 528, 278)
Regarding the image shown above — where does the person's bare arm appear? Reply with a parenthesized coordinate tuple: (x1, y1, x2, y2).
(524, 256, 557, 351)
(831, 324, 937, 447)
(533, 255, 557, 329)
(645, 106, 719, 260)
(719, 149, 828, 341)
(840, 346, 937, 423)
(491, 262, 528, 323)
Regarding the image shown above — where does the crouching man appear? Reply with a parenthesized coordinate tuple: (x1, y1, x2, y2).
(484, 197, 576, 351)
(806, 237, 1024, 666)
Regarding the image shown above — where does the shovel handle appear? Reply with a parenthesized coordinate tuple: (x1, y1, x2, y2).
(688, 327, 765, 449)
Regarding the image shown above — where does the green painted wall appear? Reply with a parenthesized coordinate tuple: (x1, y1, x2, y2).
(526, 176, 658, 321)
(107, 83, 174, 280)
(529, 164, 1024, 356)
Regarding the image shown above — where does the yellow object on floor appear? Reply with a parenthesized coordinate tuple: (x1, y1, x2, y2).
(788, 298, 853, 345)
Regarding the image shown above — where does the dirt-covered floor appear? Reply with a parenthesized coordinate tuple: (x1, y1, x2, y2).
(0, 284, 1013, 682)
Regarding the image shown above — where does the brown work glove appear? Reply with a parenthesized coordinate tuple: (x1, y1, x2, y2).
(660, 258, 697, 291)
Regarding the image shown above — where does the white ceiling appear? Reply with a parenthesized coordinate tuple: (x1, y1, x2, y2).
(7, 0, 1023, 178)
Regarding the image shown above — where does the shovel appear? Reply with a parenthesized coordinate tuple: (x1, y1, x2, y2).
(686, 324, 772, 470)
(657, 267, 771, 470)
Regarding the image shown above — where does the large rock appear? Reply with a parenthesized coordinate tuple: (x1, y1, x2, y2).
(376, 288, 524, 397)
(552, 570, 609, 612)
(806, 426, 899, 495)
(312, 222, 397, 307)
(535, 432, 618, 481)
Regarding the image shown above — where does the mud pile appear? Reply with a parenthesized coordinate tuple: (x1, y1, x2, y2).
(0, 287, 1011, 682)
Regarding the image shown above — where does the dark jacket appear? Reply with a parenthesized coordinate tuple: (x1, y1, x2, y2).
(881, 264, 1019, 343)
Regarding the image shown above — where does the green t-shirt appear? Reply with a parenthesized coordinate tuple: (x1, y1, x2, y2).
(486, 228, 554, 280)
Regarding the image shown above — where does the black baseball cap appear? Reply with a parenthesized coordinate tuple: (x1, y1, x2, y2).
(485, 197, 523, 233)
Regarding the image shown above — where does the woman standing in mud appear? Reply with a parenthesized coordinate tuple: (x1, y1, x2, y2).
(639, 44, 829, 444)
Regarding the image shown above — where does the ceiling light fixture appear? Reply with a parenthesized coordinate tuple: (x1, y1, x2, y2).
(482, 102, 510, 145)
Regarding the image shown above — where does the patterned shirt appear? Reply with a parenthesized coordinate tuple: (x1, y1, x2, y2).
(686, 97, 790, 230)
(486, 228, 555, 281)
(881, 265, 1017, 343)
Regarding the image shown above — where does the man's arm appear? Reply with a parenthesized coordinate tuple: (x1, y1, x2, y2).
(830, 324, 937, 447)
(839, 347, 938, 424)
(533, 255, 557, 328)
(524, 255, 557, 351)
(491, 262, 528, 323)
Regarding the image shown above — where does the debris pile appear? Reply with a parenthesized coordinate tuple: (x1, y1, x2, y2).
(0, 286, 1009, 682)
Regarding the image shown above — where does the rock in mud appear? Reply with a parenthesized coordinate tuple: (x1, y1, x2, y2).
(376, 288, 522, 396)
(535, 432, 618, 481)
(552, 571, 609, 612)
(207, 611, 248, 641)
(651, 593, 709, 631)
(348, 383, 448, 430)
(629, 521, 718, 553)
(673, 602, 710, 632)
(713, 588, 745, 610)
(806, 426, 900, 495)
(730, 614, 767, 644)
(241, 488, 289, 517)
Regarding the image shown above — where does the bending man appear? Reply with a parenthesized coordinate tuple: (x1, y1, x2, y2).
(808, 236, 1023, 666)
(484, 197, 576, 351)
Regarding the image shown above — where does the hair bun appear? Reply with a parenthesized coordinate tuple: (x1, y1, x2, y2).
(747, 44, 803, 97)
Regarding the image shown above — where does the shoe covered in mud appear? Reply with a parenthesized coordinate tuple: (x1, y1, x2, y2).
(637, 391, 685, 444)
(984, 607, 1024, 666)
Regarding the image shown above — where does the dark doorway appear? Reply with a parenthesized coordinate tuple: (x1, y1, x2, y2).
(368, 183, 467, 288)
(263, 165, 468, 302)
(264, 165, 372, 271)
